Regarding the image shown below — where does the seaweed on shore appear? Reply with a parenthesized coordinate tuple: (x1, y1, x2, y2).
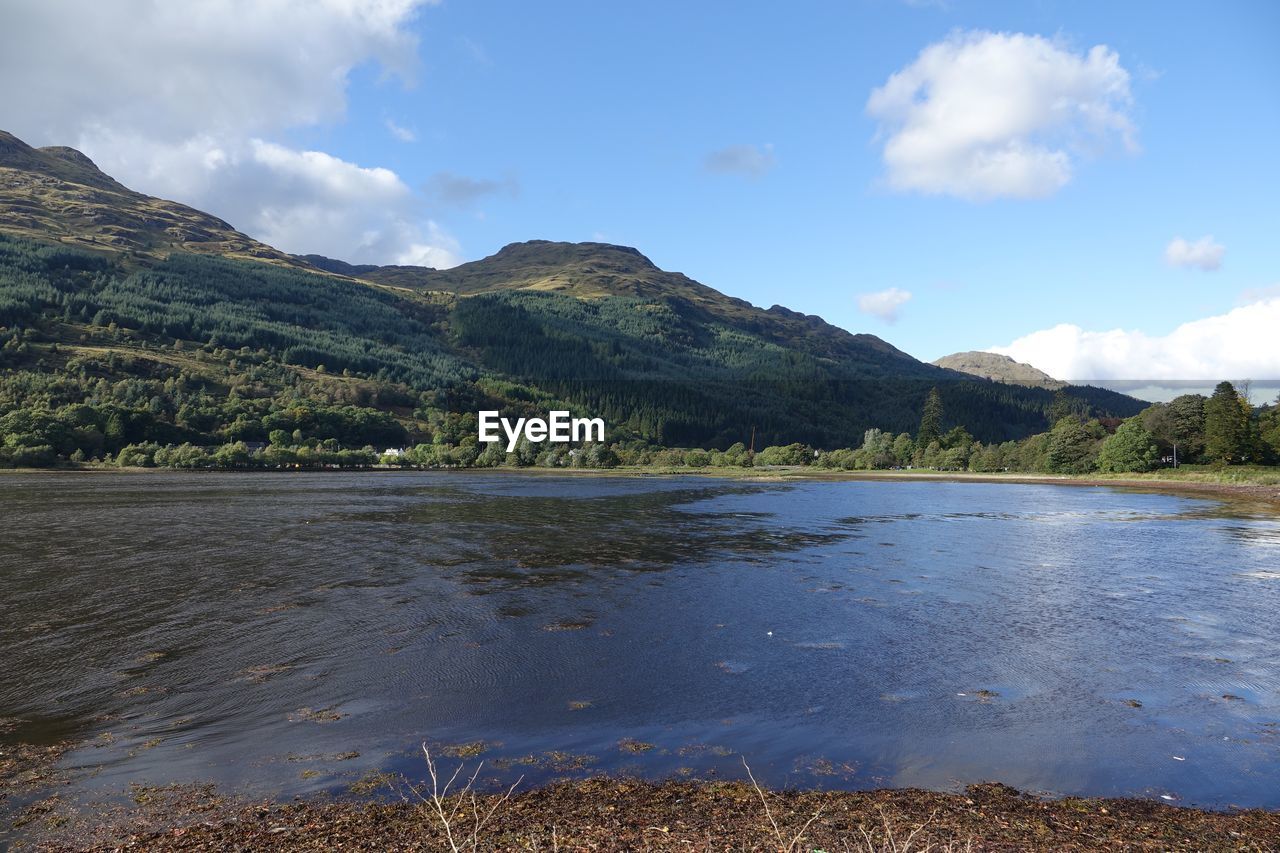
(15, 777, 1280, 851)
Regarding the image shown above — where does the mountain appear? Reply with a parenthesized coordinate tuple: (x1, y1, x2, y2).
(933, 351, 1065, 389)
(311, 240, 921, 368)
(0, 129, 1146, 460)
(0, 130, 309, 269)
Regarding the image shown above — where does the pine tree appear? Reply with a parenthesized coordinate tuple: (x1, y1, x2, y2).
(1049, 389, 1075, 425)
(1203, 381, 1248, 463)
(918, 387, 943, 448)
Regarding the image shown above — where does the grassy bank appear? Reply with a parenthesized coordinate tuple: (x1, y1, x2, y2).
(14, 776, 1280, 851)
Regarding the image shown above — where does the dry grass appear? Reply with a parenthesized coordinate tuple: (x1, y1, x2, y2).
(398, 741, 523, 853)
(742, 756, 824, 853)
(849, 806, 974, 853)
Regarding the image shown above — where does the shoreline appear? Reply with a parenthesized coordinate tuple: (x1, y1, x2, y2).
(456, 465, 1280, 515)
(11, 775, 1280, 851)
(6, 464, 1279, 512)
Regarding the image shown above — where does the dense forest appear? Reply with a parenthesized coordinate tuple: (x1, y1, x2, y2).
(0, 232, 1156, 471)
(745, 381, 1280, 476)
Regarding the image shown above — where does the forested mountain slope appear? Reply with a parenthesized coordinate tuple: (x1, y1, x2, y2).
(0, 129, 1145, 463)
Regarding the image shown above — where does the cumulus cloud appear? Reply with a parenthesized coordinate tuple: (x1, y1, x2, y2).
(1165, 235, 1225, 271)
(0, 0, 461, 266)
(425, 171, 520, 207)
(704, 144, 776, 178)
(857, 287, 913, 323)
(866, 31, 1135, 200)
(990, 298, 1280, 381)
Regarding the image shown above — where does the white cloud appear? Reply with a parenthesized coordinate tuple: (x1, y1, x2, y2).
(857, 287, 913, 323)
(0, 0, 430, 141)
(0, 0, 461, 266)
(396, 222, 463, 268)
(1165, 235, 1225, 271)
(385, 119, 417, 143)
(866, 31, 1135, 200)
(234, 140, 460, 267)
(990, 298, 1280, 381)
(704, 144, 776, 178)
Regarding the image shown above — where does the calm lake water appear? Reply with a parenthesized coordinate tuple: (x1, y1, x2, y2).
(2, 471, 1279, 816)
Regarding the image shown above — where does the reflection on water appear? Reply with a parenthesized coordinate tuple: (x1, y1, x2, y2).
(1, 471, 1278, 815)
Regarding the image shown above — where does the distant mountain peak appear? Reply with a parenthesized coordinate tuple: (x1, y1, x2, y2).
(0, 131, 122, 192)
(933, 351, 1064, 388)
(38, 145, 105, 172)
(488, 239, 658, 270)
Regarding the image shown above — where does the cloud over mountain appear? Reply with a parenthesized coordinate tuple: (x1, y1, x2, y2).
(990, 297, 1280, 381)
(857, 287, 913, 323)
(0, 0, 459, 266)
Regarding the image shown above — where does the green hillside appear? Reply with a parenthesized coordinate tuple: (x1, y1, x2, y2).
(0, 129, 1147, 467)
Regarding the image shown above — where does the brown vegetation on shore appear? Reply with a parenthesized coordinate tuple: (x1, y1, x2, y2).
(13, 777, 1280, 851)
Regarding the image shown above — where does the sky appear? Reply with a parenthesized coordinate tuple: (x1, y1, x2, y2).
(1, 0, 1278, 392)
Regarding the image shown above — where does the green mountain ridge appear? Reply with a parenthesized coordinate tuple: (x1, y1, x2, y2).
(0, 129, 1145, 463)
(307, 241, 921, 367)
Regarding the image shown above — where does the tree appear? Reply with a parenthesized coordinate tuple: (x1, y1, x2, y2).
(722, 441, 749, 467)
(892, 433, 914, 467)
(1203, 381, 1248, 464)
(104, 411, 126, 449)
(1045, 418, 1098, 474)
(683, 449, 711, 467)
(917, 439, 943, 469)
(576, 443, 620, 468)
(756, 443, 812, 466)
(853, 428, 894, 469)
(1141, 395, 1205, 466)
(940, 444, 970, 470)
(918, 387, 943, 448)
(1097, 417, 1159, 472)
(970, 442, 1004, 473)
(1049, 389, 1074, 425)
(475, 440, 505, 467)
(941, 425, 972, 449)
(1260, 399, 1280, 462)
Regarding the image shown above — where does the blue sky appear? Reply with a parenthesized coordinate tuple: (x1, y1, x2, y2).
(2, 0, 1278, 384)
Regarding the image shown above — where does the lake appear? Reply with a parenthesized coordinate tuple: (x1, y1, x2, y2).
(2, 471, 1278, 816)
